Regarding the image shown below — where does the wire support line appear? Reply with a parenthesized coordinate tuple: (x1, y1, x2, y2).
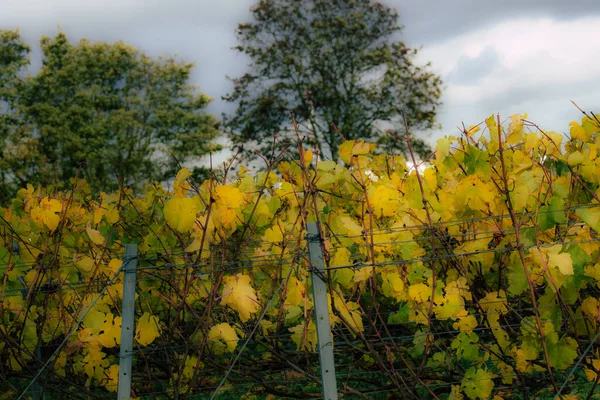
(208, 259, 299, 399)
(134, 253, 306, 273)
(322, 237, 600, 272)
(15, 254, 136, 400)
(320, 202, 600, 237)
(555, 329, 600, 398)
(2, 203, 597, 269)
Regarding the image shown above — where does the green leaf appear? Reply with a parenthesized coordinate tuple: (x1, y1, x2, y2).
(451, 332, 480, 361)
(537, 196, 565, 230)
(388, 303, 410, 324)
(566, 244, 591, 288)
(547, 337, 578, 370)
(508, 262, 528, 296)
(461, 367, 494, 399)
(576, 207, 600, 233)
(464, 146, 489, 177)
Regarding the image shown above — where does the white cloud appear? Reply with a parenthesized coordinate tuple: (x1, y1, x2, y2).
(415, 16, 600, 138)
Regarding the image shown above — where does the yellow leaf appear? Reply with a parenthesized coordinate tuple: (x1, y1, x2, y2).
(567, 151, 584, 166)
(93, 208, 103, 224)
(369, 184, 399, 217)
(334, 296, 364, 334)
(581, 297, 598, 318)
(284, 276, 305, 307)
(453, 315, 478, 332)
(76, 256, 95, 273)
(264, 226, 283, 243)
(353, 266, 372, 283)
(339, 216, 362, 237)
(103, 364, 119, 392)
(384, 272, 406, 301)
(462, 367, 494, 400)
(164, 197, 199, 233)
(409, 283, 431, 303)
(215, 185, 244, 209)
(436, 137, 451, 162)
(570, 121, 589, 141)
(339, 140, 375, 164)
(352, 141, 372, 155)
(479, 291, 508, 315)
(585, 263, 600, 285)
(524, 132, 541, 152)
(540, 131, 563, 156)
(331, 247, 350, 268)
(466, 125, 481, 137)
(107, 259, 122, 274)
(135, 312, 161, 346)
(221, 274, 259, 322)
(85, 227, 105, 245)
(208, 322, 239, 353)
(82, 342, 109, 379)
(289, 321, 318, 351)
(105, 206, 119, 224)
(339, 141, 354, 164)
(585, 359, 600, 381)
(303, 148, 313, 167)
(173, 168, 192, 197)
(507, 114, 525, 143)
(547, 245, 574, 276)
(98, 313, 122, 348)
(30, 197, 62, 231)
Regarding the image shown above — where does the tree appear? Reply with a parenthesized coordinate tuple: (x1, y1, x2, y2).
(0, 30, 30, 202)
(0, 31, 219, 202)
(223, 0, 443, 162)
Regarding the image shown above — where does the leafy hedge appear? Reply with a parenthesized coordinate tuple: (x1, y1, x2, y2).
(1, 112, 600, 399)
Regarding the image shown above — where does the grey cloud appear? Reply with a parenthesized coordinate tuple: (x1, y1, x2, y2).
(389, 0, 600, 44)
(430, 78, 600, 144)
(444, 46, 501, 84)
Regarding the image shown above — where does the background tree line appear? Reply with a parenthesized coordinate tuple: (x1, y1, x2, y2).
(0, 0, 442, 204)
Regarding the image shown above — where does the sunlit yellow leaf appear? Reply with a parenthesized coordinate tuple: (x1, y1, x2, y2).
(546, 245, 574, 276)
(436, 137, 451, 162)
(135, 312, 161, 346)
(567, 151, 584, 166)
(30, 197, 62, 231)
(85, 227, 105, 245)
(570, 121, 589, 141)
(208, 322, 239, 353)
(303, 148, 313, 167)
(173, 168, 192, 197)
(164, 196, 199, 233)
(221, 274, 259, 322)
(369, 184, 399, 217)
(264, 226, 283, 243)
(409, 283, 431, 303)
(215, 185, 244, 209)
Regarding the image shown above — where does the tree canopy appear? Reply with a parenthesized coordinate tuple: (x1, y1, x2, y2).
(223, 0, 443, 162)
(0, 30, 31, 202)
(0, 31, 219, 203)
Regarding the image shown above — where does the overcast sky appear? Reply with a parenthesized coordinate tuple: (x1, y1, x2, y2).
(2, 0, 600, 162)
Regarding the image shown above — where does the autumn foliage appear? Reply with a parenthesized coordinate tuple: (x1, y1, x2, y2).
(1, 112, 600, 398)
